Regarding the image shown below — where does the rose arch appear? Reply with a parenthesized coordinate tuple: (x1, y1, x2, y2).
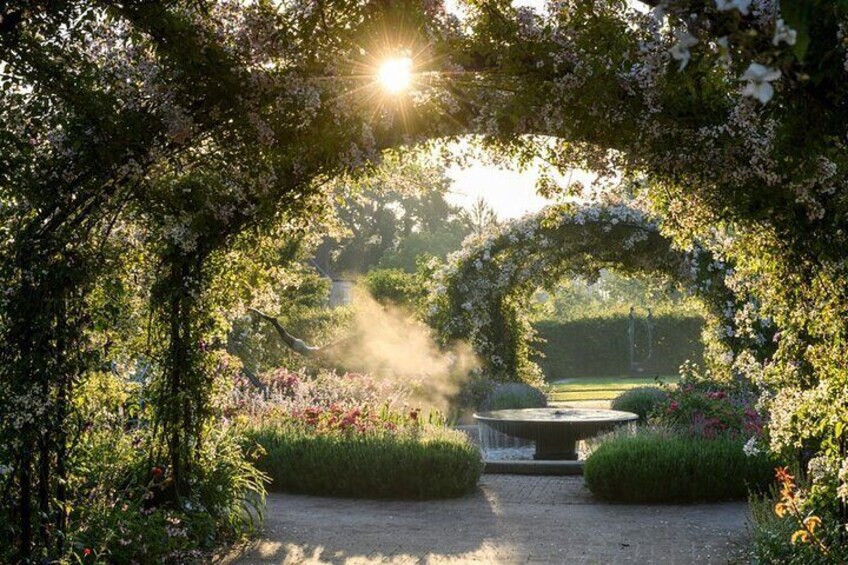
(427, 203, 765, 384)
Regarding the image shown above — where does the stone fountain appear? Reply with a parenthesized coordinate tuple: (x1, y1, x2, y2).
(474, 407, 638, 461)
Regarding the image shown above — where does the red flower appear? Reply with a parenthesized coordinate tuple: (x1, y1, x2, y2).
(152, 466, 163, 477)
(775, 466, 795, 485)
(668, 400, 679, 412)
(83, 548, 92, 558)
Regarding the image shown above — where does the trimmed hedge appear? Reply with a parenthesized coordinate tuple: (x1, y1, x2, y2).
(534, 315, 704, 379)
(247, 426, 482, 499)
(584, 430, 775, 503)
(611, 386, 667, 422)
(480, 382, 548, 411)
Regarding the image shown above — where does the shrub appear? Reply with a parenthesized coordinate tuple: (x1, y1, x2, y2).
(747, 491, 831, 564)
(656, 382, 763, 439)
(225, 368, 410, 421)
(453, 376, 497, 414)
(611, 386, 667, 422)
(583, 429, 776, 503)
(479, 382, 548, 411)
(44, 375, 267, 565)
(363, 268, 420, 307)
(746, 466, 848, 565)
(246, 419, 481, 499)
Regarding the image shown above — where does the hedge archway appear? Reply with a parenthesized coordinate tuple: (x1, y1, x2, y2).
(427, 203, 766, 383)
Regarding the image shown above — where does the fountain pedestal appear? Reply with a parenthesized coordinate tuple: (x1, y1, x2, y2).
(475, 407, 638, 461)
(534, 438, 578, 460)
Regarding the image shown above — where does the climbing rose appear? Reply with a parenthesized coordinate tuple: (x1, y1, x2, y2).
(740, 63, 781, 104)
(715, 0, 751, 15)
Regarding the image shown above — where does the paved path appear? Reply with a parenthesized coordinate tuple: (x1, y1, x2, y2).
(230, 475, 749, 565)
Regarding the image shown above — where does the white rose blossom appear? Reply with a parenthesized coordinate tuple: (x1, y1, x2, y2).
(715, 0, 751, 15)
(742, 436, 761, 457)
(740, 63, 781, 104)
(670, 31, 698, 70)
(773, 19, 797, 46)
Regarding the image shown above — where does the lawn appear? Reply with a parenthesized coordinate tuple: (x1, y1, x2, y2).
(547, 375, 679, 402)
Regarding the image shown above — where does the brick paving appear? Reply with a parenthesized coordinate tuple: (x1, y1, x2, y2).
(227, 475, 749, 565)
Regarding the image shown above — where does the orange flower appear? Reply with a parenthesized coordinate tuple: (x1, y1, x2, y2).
(775, 466, 795, 485)
(803, 516, 822, 533)
(791, 529, 811, 545)
(774, 501, 791, 518)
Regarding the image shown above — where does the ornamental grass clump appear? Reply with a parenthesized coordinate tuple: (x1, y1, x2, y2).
(583, 427, 775, 503)
(246, 406, 482, 499)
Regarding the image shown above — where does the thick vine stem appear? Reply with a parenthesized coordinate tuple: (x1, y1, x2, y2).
(248, 306, 367, 364)
(248, 308, 324, 356)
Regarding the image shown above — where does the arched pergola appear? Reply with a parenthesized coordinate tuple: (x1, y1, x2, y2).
(427, 203, 762, 383)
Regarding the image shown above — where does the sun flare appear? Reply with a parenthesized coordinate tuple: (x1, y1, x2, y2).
(377, 56, 413, 94)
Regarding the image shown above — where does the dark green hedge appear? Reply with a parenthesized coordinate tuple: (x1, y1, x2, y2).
(584, 431, 775, 503)
(247, 427, 482, 499)
(534, 315, 704, 379)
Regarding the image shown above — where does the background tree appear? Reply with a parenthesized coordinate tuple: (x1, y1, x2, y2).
(314, 154, 470, 275)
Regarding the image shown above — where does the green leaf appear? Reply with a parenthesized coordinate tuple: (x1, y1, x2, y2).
(780, 0, 811, 60)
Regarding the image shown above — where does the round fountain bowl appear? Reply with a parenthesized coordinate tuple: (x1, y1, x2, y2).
(474, 407, 638, 460)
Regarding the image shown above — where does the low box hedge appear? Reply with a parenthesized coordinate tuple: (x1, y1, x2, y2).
(246, 424, 482, 499)
(584, 429, 775, 503)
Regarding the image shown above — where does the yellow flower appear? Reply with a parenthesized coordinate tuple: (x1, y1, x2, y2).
(803, 516, 822, 533)
(791, 530, 811, 545)
(774, 502, 791, 518)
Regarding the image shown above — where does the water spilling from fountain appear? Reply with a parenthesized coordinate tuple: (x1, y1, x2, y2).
(475, 408, 638, 461)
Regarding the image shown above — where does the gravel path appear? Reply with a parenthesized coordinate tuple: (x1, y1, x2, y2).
(229, 475, 749, 565)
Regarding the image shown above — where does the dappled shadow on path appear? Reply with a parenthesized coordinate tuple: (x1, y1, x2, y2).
(230, 484, 504, 564)
(225, 475, 750, 565)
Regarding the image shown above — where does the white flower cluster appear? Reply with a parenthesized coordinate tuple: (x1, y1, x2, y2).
(743, 436, 761, 457)
(838, 458, 848, 502)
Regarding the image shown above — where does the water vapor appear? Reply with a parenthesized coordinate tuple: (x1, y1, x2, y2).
(330, 291, 479, 412)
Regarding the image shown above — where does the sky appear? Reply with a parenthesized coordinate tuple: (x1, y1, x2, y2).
(438, 0, 601, 220)
(437, 0, 650, 219)
(444, 156, 605, 220)
(444, 163, 556, 220)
